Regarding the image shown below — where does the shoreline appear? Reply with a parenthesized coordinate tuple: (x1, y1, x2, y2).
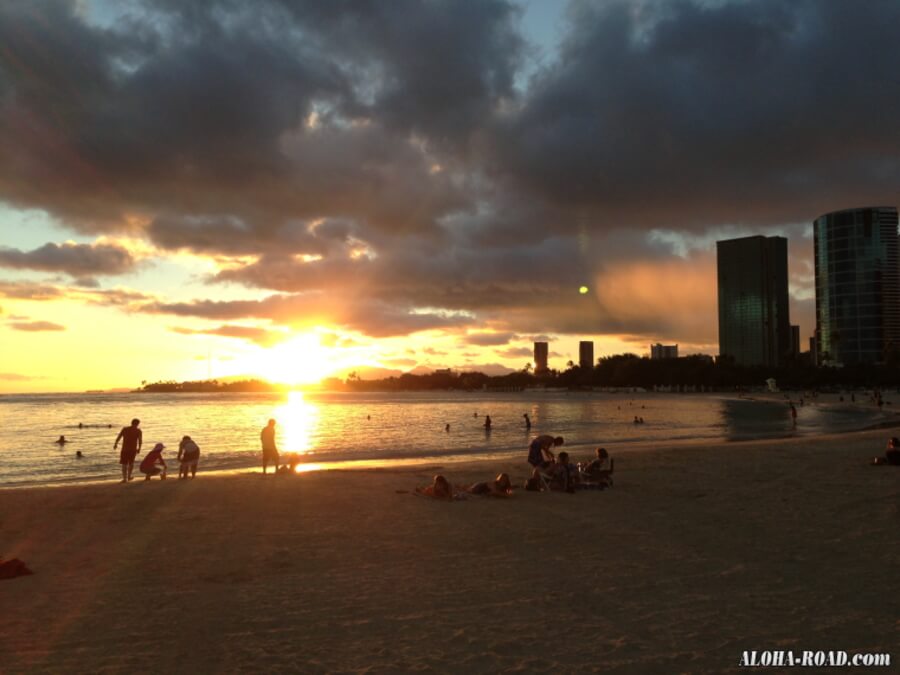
(4, 419, 900, 493)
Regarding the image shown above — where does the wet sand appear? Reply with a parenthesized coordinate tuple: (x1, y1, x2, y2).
(1, 427, 898, 673)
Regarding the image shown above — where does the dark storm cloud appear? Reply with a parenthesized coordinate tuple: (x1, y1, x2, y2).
(8, 320, 66, 332)
(1, 0, 898, 345)
(463, 332, 518, 347)
(493, 0, 900, 229)
(0, 242, 136, 277)
(145, 293, 472, 338)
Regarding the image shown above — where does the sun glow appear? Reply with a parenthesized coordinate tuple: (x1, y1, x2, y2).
(245, 333, 336, 384)
(274, 391, 321, 454)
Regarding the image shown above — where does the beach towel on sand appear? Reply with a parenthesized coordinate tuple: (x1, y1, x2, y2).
(0, 558, 33, 580)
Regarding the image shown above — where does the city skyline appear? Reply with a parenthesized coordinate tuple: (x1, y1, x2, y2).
(3, 0, 900, 392)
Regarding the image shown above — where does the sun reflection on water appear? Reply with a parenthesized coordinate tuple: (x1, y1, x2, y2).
(274, 391, 321, 455)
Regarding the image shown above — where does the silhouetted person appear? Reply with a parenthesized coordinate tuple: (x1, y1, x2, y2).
(484, 415, 492, 431)
(78, 422, 83, 429)
(527, 435, 564, 470)
(445, 423, 450, 432)
(261, 419, 279, 475)
(178, 435, 201, 479)
(75, 451, 83, 459)
(114, 418, 142, 483)
(790, 404, 797, 427)
(55, 435, 68, 446)
(140, 443, 167, 480)
(523, 413, 531, 430)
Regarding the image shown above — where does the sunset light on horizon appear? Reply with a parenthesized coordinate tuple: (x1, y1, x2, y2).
(2, 0, 898, 393)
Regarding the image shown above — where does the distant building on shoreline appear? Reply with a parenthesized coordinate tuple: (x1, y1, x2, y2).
(534, 341, 549, 375)
(814, 206, 900, 366)
(716, 235, 791, 367)
(650, 343, 678, 360)
(578, 340, 594, 369)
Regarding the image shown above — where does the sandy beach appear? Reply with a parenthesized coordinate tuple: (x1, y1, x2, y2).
(2, 427, 898, 674)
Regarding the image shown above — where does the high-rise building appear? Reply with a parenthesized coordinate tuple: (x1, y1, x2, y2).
(790, 325, 801, 358)
(717, 235, 791, 367)
(533, 341, 549, 375)
(650, 343, 678, 360)
(578, 341, 594, 369)
(814, 207, 900, 366)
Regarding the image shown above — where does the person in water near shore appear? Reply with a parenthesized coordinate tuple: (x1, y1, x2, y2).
(260, 419, 279, 475)
(467, 473, 513, 497)
(523, 413, 531, 429)
(484, 415, 492, 431)
(139, 443, 167, 480)
(790, 404, 798, 426)
(55, 435, 68, 446)
(114, 418, 142, 483)
(75, 451, 83, 459)
(871, 437, 900, 466)
(177, 435, 201, 479)
(527, 434, 564, 470)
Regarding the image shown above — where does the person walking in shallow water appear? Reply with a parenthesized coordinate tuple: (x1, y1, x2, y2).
(114, 418, 142, 483)
(261, 419, 279, 475)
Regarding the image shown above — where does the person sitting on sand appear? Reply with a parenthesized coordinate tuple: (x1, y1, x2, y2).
(177, 435, 201, 479)
(548, 452, 577, 493)
(55, 435, 68, 445)
(114, 418, 142, 483)
(139, 443, 167, 481)
(527, 434, 564, 470)
(467, 473, 513, 497)
(871, 437, 900, 466)
(416, 475, 456, 501)
(260, 419, 279, 475)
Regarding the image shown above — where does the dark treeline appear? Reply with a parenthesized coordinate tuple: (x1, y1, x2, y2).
(137, 355, 900, 393)
(345, 355, 900, 392)
(137, 379, 283, 393)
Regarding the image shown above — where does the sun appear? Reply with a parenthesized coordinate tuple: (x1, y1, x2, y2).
(245, 333, 335, 384)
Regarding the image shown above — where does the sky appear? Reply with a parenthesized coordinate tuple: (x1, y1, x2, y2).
(1, 0, 899, 392)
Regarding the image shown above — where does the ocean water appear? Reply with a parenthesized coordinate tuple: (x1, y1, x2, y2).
(0, 390, 891, 487)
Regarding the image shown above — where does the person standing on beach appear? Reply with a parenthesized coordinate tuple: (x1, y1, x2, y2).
(114, 418, 142, 483)
(261, 419, 279, 475)
(790, 404, 797, 427)
(527, 434, 564, 470)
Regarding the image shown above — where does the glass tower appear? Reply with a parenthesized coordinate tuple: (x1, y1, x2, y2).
(717, 235, 791, 367)
(814, 207, 900, 366)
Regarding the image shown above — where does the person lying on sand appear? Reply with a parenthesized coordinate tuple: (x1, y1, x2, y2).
(466, 473, 512, 497)
(415, 475, 462, 501)
(871, 436, 900, 466)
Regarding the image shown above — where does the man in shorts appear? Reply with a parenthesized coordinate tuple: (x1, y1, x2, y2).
(114, 418, 142, 483)
(260, 418, 279, 475)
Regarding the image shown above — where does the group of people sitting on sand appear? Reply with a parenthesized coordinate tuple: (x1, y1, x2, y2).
(416, 435, 614, 500)
(113, 418, 201, 482)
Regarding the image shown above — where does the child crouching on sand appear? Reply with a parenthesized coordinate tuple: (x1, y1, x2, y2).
(140, 443, 167, 480)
